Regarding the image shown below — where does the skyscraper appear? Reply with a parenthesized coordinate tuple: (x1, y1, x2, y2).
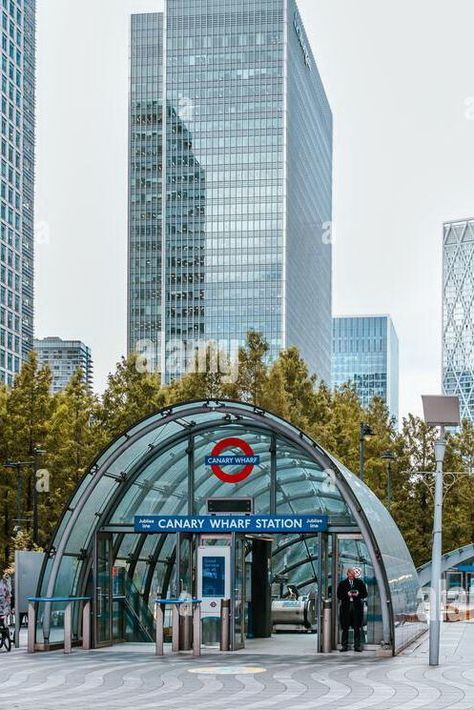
(0, 0, 35, 385)
(332, 315, 399, 421)
(442, 219, 474, 421)
(34, 337, 93, 394)
(128, 0, 332, 382)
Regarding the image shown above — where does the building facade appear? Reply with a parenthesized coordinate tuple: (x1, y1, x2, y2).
(34, 337, 93, 393)
(332, 315, 399, 421)
(0, 0, 35, 385)
(442, 219, 474, 421)
(128, 0, 332, 382)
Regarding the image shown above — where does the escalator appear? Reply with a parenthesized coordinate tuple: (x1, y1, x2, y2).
(113, 575, 155, 643)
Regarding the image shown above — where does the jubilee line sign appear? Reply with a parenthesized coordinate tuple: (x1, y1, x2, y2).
(134, 514, 328, 534)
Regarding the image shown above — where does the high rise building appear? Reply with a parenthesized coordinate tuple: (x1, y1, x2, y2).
(332, 315, 399, 421)
(442, 219, 474, 421)
(128, 0, 332, 382)
(34, 337, 93, 394)
(0, 1, 35, 385)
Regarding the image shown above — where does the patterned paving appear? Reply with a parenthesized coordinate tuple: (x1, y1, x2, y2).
(1, 624, 474, 710)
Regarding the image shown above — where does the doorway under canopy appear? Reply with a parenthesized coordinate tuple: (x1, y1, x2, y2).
(36, 399, 426, 654)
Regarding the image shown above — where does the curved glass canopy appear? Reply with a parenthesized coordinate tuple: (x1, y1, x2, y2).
(38, 399, 425, 653)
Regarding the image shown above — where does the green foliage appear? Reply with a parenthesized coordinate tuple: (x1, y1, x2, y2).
(0, 333, 473, 574)
(95, 354, 166, 441)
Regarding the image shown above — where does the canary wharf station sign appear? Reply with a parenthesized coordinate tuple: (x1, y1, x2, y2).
(134, 514, 328, 534)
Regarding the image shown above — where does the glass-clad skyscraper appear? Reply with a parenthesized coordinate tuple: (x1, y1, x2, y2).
(443, 219, 474, 421)
(128, 0, 332, 382)
(0, 0, 35, 385)
(332, 315, 399, 421)
(34, 336, 93, 394)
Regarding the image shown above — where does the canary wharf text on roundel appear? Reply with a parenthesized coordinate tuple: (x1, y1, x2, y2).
(205, 437, 260, 483)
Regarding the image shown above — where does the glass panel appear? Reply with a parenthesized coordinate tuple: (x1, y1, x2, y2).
(333, 457, 427, 650)
(277, 442, 355, 523)
(233, 536, 245, 649)
(64, 476, 120, 556)
(95, 533, 113, 646)
(109, 438, 190, 522)
(338, 536, 380, 645)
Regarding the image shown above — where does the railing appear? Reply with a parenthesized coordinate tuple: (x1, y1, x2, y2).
(154, 599, 201, 657)
(27, 597, 91, 654)
(122, 576, 156, 641)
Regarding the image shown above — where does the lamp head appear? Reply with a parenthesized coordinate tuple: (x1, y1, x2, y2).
(360, 422, 374, 438)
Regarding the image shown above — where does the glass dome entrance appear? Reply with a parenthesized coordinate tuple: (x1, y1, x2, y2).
(37, 400, 426, 654)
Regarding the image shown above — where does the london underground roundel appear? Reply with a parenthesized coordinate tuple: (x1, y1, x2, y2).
(205, 437, 260, 483)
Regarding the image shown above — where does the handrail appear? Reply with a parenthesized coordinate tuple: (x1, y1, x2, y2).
(154, 598, 202, 657)
(28, 597, 91, 603)
(27, 597, 91, 654)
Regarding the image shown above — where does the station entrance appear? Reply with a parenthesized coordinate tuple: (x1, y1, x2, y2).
(93, 519, 377, 653)
(34, 400, 426, 656)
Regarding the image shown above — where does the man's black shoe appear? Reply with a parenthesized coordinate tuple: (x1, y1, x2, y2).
(339, 646, 349, 652)
(354, 647, 363, 652)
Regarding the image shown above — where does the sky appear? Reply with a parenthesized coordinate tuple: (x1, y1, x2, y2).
(35, 0, 474, 419)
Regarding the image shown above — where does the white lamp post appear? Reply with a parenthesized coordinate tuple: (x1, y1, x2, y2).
(421, 395, 460, 667)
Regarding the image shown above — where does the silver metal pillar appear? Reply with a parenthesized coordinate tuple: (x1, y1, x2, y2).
(64, 602, 72, 654)
(171, 603, 180, 652)
(192, 603, 201, 657)
(220, 599, 230, 651)
(27, 602, 36, 653)
(82, 600, 91, 650)
(429, 430, 446, 667)
(155, 604, 164, 656)
(322, 600, 332, 653)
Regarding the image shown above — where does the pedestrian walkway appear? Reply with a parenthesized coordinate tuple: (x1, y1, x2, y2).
(1, 623, 474, 709)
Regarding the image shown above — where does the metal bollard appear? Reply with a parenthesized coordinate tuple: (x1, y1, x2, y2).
(322, 599, 332, 653)
(220, 598, 230, 651)
(180, 612, 192, 651)
(155, 604, 164, 656)
(192, 602, 201, 657)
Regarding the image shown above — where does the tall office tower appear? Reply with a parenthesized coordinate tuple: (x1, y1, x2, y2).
(128, 0, 333, 381)
(442, 219, 474, 421)
(34, 337, 93, 394)
(0, 1, 35, 385)
(332, 315, 399, 421)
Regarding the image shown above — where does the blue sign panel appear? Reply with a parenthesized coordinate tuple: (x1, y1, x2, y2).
(134, 514, 328, 534)
(202, 556, 225, 597)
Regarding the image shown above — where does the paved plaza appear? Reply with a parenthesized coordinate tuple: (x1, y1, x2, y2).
(1, 623, 474, 710)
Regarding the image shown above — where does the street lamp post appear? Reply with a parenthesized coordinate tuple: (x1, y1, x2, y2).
(359, 422, 374, 483)
(4, 447, 46, 543)
(381, 450, 396, 512)
(4, 460, 33, 531)
(32, 447, 46, 546)
(421, 395, 460, 667)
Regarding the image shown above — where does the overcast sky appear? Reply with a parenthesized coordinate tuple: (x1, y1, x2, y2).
(35, 0, 474, 419)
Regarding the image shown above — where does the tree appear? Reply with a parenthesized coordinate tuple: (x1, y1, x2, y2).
(225, 331, 269, 404)
(261, 347, 317, 432)
(2, 335, 474, 574)
(165, 342, 232, 404)
(42, 369, 99, 546)
(96, 354, 166, 441)
(1, 352, 54, 568)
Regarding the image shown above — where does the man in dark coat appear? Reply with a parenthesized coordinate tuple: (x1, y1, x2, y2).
(337, 568, 368, 652)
